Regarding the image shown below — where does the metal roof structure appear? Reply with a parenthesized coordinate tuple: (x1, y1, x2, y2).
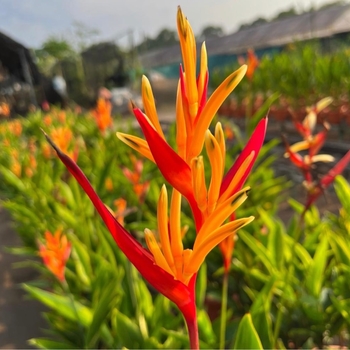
(0, 31, 41, 85)
(139, 3, 350, 69)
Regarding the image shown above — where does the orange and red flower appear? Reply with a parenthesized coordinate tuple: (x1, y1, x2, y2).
(46, 7, 267, 349)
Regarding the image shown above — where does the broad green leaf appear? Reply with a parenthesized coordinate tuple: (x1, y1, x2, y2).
(233, 313, 263, 349)
(23, 284, 92, 325)
(111, 309, 143, 348)
(197, 309, 216, 346)
(306, 234, 328, 297)
(0, 165, 26, 192)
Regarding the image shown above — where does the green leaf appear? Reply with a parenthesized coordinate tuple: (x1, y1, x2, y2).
(28, 338, 79, 349)
(238, 230, 276, 275)
(70, 236, 92, 287)
(0, 165, 26, 192)
(112, 309, 143, 348)
(306, 234, 329, 297)
(197, 309, 216, 346)
(334, 176, 350, 213)
(86, 281, 118, 347)
(23, 284, 92, 325)
(233, 313, 263, 349)
(247, 92, 280, 136)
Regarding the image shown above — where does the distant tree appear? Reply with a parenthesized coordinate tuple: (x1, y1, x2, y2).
(199, 25, 224, 40)
(136, 28, 178, 52)
(318, 0, 347, 10)
(273, 7, 297, 20)
(238, 17, 268, 31)
(39, 37, 75, 60)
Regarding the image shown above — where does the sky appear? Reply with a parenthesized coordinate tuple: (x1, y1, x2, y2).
(0, 0, 343, 49)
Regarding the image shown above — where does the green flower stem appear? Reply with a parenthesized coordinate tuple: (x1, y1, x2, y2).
(219, 271, 229, 349)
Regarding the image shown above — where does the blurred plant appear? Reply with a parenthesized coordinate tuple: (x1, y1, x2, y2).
(284, 97, 350, 213)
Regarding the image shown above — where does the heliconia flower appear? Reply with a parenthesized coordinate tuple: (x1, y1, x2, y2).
(44, 133, 254, 348)
(8, 120, 22, 136)
(58, 111, 66, 124)
(46, 8, 267, 348)
(112, 198, 127, 226)
(291, 97, 333, 141)
(304, 150, 350, 210)
(93, 98, 113, 133)
(122, 155, 150, 202)
(50, 127, 79, 162)
(43, 115, 52, 126)
(117, 7, 267, 230)
(10, 160, 21, 178)
(0, 102, 11, 117)
(51, 127, 73, 154)
(238, 49, 259, 81)
(105, 177, 114, 191)
(223, 124, 234, 141)
(284, 137, 335, 184)
(38, 229, 71, 282)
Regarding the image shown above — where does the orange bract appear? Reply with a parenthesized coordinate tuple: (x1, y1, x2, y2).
(93, 98, 113, 132)
(38, 229, 71, 282)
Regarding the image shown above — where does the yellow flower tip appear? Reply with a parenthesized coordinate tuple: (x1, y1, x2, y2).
(141, 75, 151, 98)
(205, 130, 216, 150)
(240, 64, 248, 73)
(177, 6, 187, 38)
(116, 132, 137, 147)
(160, 184, 167, 199)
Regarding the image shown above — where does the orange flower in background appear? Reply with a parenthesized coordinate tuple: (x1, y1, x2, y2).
(223, 124, 234, 141)
(42, 143, 52, 159)
(43, 115, 52, 126)
(122, 155, 150, 202)
(93, 98, 113, 133)
(38, 229, 71, 282)
(0, 102, 10, 117)
(105, 177, 114, 192)
(238, 49, 259, 81)
(113, 198, 127, 226)
(49, 127, 79, 161)
(58, 111, 66, 124)
(10, 160, 21, 177)
(8, 120, 22, 136)
(50, 127, 73, 154)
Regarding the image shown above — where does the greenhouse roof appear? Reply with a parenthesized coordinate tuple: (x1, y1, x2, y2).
(139, 4, 350, 69)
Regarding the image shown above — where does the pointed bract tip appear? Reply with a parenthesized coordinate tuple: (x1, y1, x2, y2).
(42, 128, 61, 155)
(129, 100, 137, 110)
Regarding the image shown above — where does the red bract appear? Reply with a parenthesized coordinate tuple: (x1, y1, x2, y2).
(305, 150, 350, 210)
